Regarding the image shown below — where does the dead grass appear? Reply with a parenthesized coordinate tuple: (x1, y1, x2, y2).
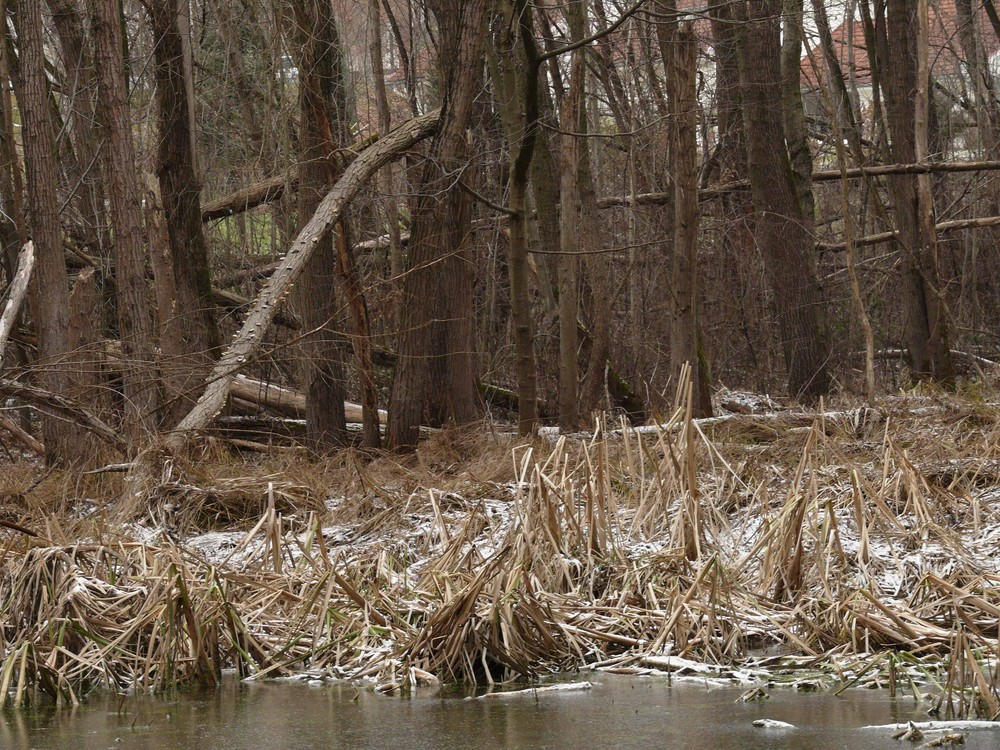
(2, 385, 1000, 713)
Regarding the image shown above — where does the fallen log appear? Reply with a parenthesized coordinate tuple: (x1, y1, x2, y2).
(0, 413, 44, 455)
(165, 112, 440, 451)
(216, 259, 283, 287)
(230, 375, 387, 424)
(201, 174, 295, 223)
(0, 378, 127, 455)
(817, 215, 1000, 252)
(200, 135, 378, 223)
(599, 160, 1000, 208)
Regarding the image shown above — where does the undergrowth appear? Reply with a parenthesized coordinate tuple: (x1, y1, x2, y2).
(1, 384, 1000, 716)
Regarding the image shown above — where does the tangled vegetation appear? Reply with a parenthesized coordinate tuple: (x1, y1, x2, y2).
(2, 386, 1000, 718)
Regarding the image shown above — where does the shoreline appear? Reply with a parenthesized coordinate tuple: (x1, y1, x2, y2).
(2, 389, 1000, 717)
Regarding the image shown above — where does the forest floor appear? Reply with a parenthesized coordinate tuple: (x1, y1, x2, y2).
(2, 385, 1000, 713)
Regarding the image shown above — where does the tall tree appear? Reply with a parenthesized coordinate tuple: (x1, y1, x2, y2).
(92, 0, 159, 440)
(46, 0, 106, 252)
(13, 0, 84, 462)
(557, 33, 584, 429)
(388, 0, 490, 450)
(289, 0, 350, 451)
(736, 0, 831, 402)
(874, 0, 954, 384)
(148, 0, 221, 425)
(707, 0, 745, 184)
(780, 0, 814, 233)
(661, 12, 712, 417)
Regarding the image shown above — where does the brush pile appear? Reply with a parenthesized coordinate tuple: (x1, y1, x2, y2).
(3, 387, 1000, 715)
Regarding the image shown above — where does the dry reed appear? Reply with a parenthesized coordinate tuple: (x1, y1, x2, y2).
(2, 386, 1000, 712)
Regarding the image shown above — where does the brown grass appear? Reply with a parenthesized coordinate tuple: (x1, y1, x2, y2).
(2, 385, 1000, 712)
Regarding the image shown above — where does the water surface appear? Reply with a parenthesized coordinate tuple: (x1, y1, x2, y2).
(3, 673, 996, 750)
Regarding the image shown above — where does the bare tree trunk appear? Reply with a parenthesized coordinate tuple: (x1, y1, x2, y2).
(92, 0, 159, 440)
(568, 2, 610, 418)
(875, 0, 954, 384)
(0, 0, 23, 250)
(578, 153, 611, 415)
(149, 0, 221, 425)
(336, 230, 381, 448)
(46, 0, 105, 253)
(495, 0, 541, 436)
(388, 0, 489, 450)
(14, 0, 86, 463)
(708, 1, 746, 184)
(0, 0, 27, 414)
(665, 18, 712, 417)
(368, 0, 403, 284)
(0, 242, 32, 369)
(781, 0, 815, 233)
(558, 44, 583, 429)
(736, 0, 831, 402)
(289, 0, 349, 451)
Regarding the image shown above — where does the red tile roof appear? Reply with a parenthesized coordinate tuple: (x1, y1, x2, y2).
(800, 0, 1000, 90)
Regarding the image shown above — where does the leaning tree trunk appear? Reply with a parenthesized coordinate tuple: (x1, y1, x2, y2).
(737, 0, 831, 403)
(875, 0, 954, 384)
(160, 114, 438, 453)
(387, 0, 490, 451)
(13, 0, 86, 464)
(92, 0, 159, 440)
(148, 0, 221, 425)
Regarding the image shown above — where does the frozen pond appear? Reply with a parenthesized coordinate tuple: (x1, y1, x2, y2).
(4, 673, 998, 750)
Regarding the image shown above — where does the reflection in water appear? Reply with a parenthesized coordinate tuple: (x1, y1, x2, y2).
(2, 674, 997, 750)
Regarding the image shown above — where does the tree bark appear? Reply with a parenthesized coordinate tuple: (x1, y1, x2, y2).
(557, 42, 583, 429)
(335, 230, 382, 449)
(368, 0, 403, 285)
(14, 0, 86, 464)
(665, 18, 712, 418)
(46, 0, 106, 253)
(875, 0, 954, 384)
(289, 0, 350, 451)
(387, 0, 489, 450)
(708, 0, 746, 185)
(0, 241, 33, 367)
(149, 0, 222, 425)
(736, 0, 831, 402)
(780, 0, 815, 233)
(92, 0, 159, 439)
